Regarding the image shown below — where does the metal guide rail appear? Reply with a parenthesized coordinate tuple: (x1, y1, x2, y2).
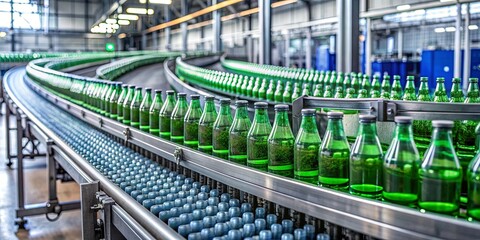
(3, 67, 182, 239)
(17, 65, 480, 239)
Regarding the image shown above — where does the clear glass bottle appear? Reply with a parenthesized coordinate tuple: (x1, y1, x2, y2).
(149, 90, 163, 136)
(419, 121, 462, 215)
(319, 112, 350, 189)
(170, 93, 188, 144)
(122, 85, 135, 125)
(383, 116, 420, 205)
(268, 105, 295, 177)
(350, 115, 384, 198)
(247, 102, 272, 171)
(198, 96, 218, 154)
(213, 98, 233, 159)
(130, 86, 143, 128)
(229, 100, 252, 165)
(184, 95, 203, 148)
(139, 88, 152, 132)
(159, 90, 176, 139)
(294, 109, 321, 184)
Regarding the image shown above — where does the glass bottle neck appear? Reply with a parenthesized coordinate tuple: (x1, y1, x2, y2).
(219, 105, 231, 115)
(273, 111, 290, 127)
(204, 100, 216, 112)
(431, 127, 453, 145)
(235, 106, 249, 119)
(394, 123, 414, 141)
(154, 93, 163, 103)
(358, 122, 378, 137)
(190, 99, 201, 109)
(326, 118, 345, 136)
(300, 115, 317, 133)
(253, 109, 269, 123)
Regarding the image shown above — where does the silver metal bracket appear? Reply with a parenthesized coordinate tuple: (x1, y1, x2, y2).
(123, 128, 131, 142)
(99, 118, 103, 128)
(386, 102, 397, 121)
(174, 147, 184, 165)
(81, 110, 85, 118)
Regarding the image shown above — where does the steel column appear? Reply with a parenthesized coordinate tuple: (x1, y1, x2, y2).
(15, 111, 25, 227)
(454, 3, 462, 78)
(212, 0, 222, 53)
(305, 29, 312, 69)
(181, 0, 188, 52)
(165, 6, 171, 50)
(337, 0, 359, 72)
(259, 0, 272, 65)
(365, 18, 372, 76)
(80, 181, 99, 240)
(285, 31, 290, 67)
(397, 29, 403, 60)
(152, 31, 158, 49)
(141, 33, 147, 50)
(463, 3, 471, 90)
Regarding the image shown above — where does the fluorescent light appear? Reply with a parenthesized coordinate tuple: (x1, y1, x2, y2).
(445, 26, 456, 32)
(99, 23, 109, 28)
(126, 8, 154, 15)
(118, 20, 130, 25)
(0, 31, 6, 37)
(106, 18, 117, 24)
(434, 27, 445, 33)
(118, 14, 139, 20)
(118, 33, 127, 39)
(149, 0, 172, 4)
(397, 5, 411, 11)
(112, 24, 120, 29)
(440, 0, 455, 2)
(469, 25, 479, 30)
(139, 0, 146, 3)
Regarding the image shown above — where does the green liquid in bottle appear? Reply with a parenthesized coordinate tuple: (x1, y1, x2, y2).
(170, 119, 184, 144)
(184, 121, 199, 148)
(350, 153, 384, 198)
(213, 129, 229, 159)
(198, 125, 214, 154)
(419, 169, 462, 214)
(268, 140, 294, 177)
(294, 146, 319, 184)
(383, 167, 418, 204)
(247, 136, 269, 171)
(319, 150, 350, 189)
(229, 132, 248, 164)
(159, 116, 171, 139)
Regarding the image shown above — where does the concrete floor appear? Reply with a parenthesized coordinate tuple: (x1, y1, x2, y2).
(0, 106, 82, 240)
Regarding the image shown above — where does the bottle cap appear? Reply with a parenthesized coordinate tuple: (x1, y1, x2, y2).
(236, 100, 248, 106)
(190, 95, 200, 100)
(135, 86, 142, 90)
(407, 76, 415, 80)
(274, 104, 289, 111)
(436, 77, 445, 82)
(220, 98, 231, 104)
(145, 87, 152, 92)
(301, 109, 316, 116)
(394, 116, 412, 124)
(420, 77, 428, 82)
(129, 85, 135, 88)
(327, 111, 344, 119)
(166, 90, 175, 95)
(432, 120, 453, 128)
(393, 75, 400, 80)
(177, 93, 187, 97)
(359, 114, 376, 123)
(122, 84, 128, 87)
(205, 95, 215, 101)
(469, 78, 479, 82)
(155, 89, 162, 93)
(254, 102, 268, 109)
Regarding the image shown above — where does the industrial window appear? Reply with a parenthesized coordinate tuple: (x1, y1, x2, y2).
(0, 0, 41, 29)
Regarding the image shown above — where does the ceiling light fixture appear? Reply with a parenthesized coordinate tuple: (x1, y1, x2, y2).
(434, 27, 445, 33)
(126, 8, 154, 15)
(468, 25, 478, 30)
(106, 18, 117, 24)
(396, 5, 411, 11)
(0, 31, 7, 38)
(118, 14, 139, 20)
(118, 20, 130, 25)
(149, 0, 172, 4)
(445, 26, 456, 32)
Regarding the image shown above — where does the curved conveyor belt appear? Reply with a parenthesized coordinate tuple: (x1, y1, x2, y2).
(4, 67, 182, 239)
(115, 62, 171, 91)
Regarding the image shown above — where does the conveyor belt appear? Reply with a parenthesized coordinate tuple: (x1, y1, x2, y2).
(116, 62, 171, 90)
(68, 65, 100, 78)
(203, 62, 229, 72)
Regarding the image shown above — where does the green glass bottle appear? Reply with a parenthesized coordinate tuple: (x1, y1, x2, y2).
(343, 75, 351, 90)
(383, 116, 420, 205)
(335, 72, 344, 91)
(130, 87, 143, 129)
(402, 76, 417, 101)
(357, 89, 368, 98)
(433, 77, 448, 103)
(294, 109, 321, 184)
(159, 90, 176, 140)
(170, 93, 188, 144)
(467, 150, 480, 220)
(274, 81, 284, 102)
(371, 75, 381, 93)
(139, 88, 152, 131)
(419, 120, 462, 215)
(328, 71, 337, 90)
(361, 75, 371, 93)
(198, 96, 218, 154)
(334, 87, 344, 99)
(252, 78, 261, 98)
(213, 98, 233, 159)
(380, 75, 391, 99)
(268, 105, 294, 177)
(301, 83, 311, 96)
(122, 85, 135, 125)
(450, 78, 464, 103)
(108, 83, 121, 120)
(247, 79, 255, 97)
(103, 83, 115, 116)
(266, 80, 276, 101)
(229, 100, 251, 165)
(283, 82, 293, 103)
(350, 115, 384, 199)
(417, 77, 431, 101)
(258, 80, 268, 100)
(116, 84, 128, 122)
(351, 76, 360, 97)
(313, 84, 323, 98)
(390, 75, 403, 100)
(184, 95, 202, 148)
(323, 85, 333, 98)
(149, 90, 163, 136)
(291, 83, 301, 102)
(465, 78, 479, 103)
(319, 112, 350, 189)
(100, 83, 113, 116)
(247, 102, 272, 171)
